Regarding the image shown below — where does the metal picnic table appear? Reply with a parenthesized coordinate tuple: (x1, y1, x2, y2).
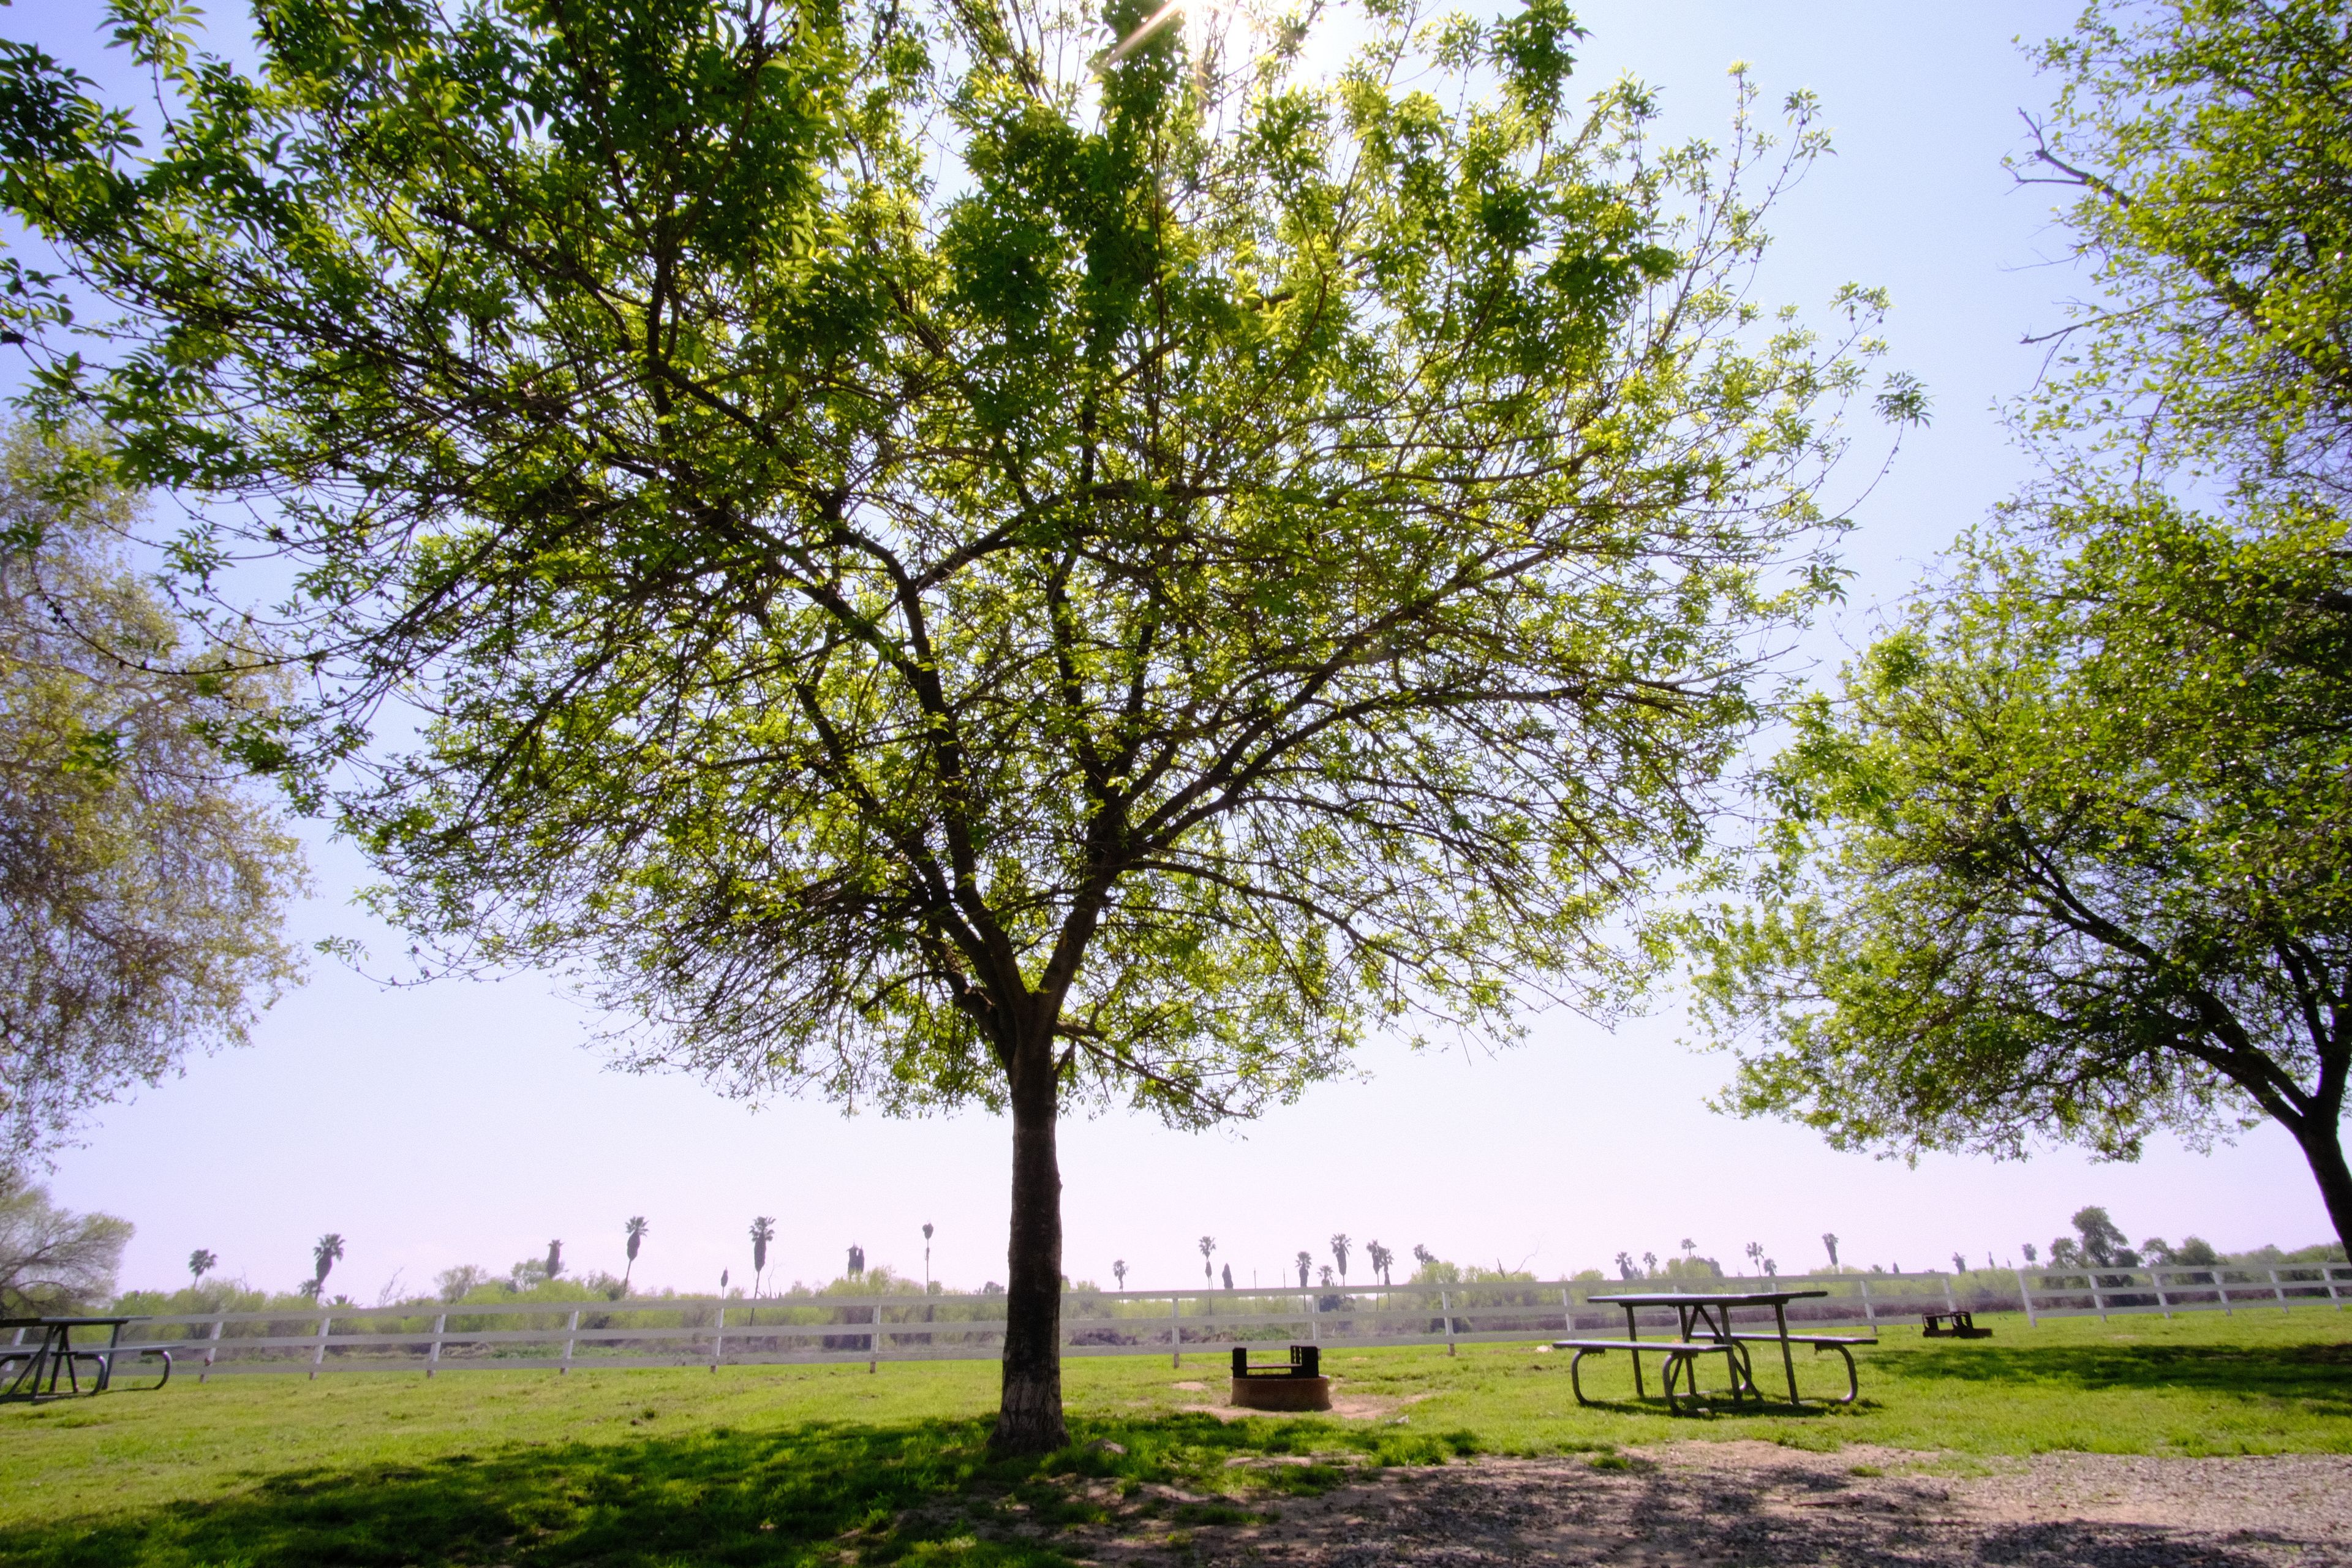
(1555, 1290, 1871, 1410)
(1, 1316, 169, 1401)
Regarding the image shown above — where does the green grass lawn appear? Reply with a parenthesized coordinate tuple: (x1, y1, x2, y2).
(7, 1306, 2347, 1566)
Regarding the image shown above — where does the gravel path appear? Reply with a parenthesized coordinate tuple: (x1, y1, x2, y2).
(1046, 1444, 2352, 1566)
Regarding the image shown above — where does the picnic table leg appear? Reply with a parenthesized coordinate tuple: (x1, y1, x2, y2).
(1774, 1302, 1800, 1404)
(1619, 1305, 1645, 1400)
(1695, 1304, 1745, 1401)
(1569, 1348, 1600, 1406)
(1, 1332, 32, 1399)
(1816, 1343, 1860, 1404)
(96, 1322, 124, 1393)
(21, 1332, 45, 1397)
(1720, 1339, 1755, 1404)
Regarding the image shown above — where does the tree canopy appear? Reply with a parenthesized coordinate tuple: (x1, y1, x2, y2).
(2018, 0, 2352, 492)
(1690, 510, 2348, 1204)
(0, 0, 1907, 1447)
(1687, 0, 2352, 1255)
(0, 424, 306, 1174)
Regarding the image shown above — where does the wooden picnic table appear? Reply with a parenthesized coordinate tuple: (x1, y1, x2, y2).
(0, 1316, 168, 1401)
(1554, 1290, 1872, 1410)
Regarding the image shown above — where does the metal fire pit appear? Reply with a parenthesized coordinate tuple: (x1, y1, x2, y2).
(1229, 1344, 1331, 1411)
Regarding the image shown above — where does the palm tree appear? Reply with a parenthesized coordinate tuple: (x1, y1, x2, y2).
(1294, 1250, 1312, 1289)
(922, 1221, 934, 1294)
(1951, 1251, 1968, 1276)
(1366, 1240, 1392, 1287)
(1679, 1237, 1697, 1261)
(1744, 1241, 1764, 1276)
(1411, 1243, 1434, 1272)
(1613, 1250, 1635, 1280)
(311, 1233, 345, 1297)
(1330, 1233, 1351, 1284)
(545, 1238, 565, 1280)
(1822, 1232, 1841, 1268)
(1112, 1259, 1128, 1291)
(750, 1216, 777, 1296)
(187, 1248, 217, 1286)
(1640, 1250, 1657, 1276)
(623, 1216, 649, 1292)
(1197, 1235, 1216, 1285)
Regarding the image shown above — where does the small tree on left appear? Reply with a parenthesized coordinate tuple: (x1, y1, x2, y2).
(0, 1178, 127, 1312)
(0, 423, 305, 1174)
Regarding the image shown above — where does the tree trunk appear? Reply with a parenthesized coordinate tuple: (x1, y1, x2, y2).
(991, 1030, 1068, 1455)
(2288, 1114, 2352, 1264)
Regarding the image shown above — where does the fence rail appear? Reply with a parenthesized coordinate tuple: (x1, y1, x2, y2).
(62, 1262, 2345, 1380)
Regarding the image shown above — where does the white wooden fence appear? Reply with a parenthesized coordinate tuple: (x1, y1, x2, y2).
(75, 1261, 2345, 1380)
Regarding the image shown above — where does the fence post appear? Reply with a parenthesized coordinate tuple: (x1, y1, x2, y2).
(1561, 1286, 1574, 1336)
(2272, 1268, 2290, 1313)
(427, 1313, 446, 1378)
(561, 1310, 580, 1374)
(1942, 1273, 1958, 1315)
(2088, 1270, 2106, 1321)
(710, 1304, 725, 1372)
(2015, 1268, 2036, 1327)
(1440, 1289, 1456, 1357)
(2332, 1264, 2346, 1311)
(2220, 1267, 2233, 1314)
(1170, 1296, 1181, 1369)
(2152, 1267, 2171, 1318)
(310, 1313, 332, 1379)
(870, 1297, 882, 1374)
(1858, 1276, 1875, 1327)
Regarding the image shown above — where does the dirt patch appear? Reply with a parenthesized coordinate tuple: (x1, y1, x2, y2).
(999, 1444, 2352, 1564)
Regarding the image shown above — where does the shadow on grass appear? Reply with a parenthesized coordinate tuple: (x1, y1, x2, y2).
(0, 1411, 1479, 1568)
(1880, 1338, 2352, 1414)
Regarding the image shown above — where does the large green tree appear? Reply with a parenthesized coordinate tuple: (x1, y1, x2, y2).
(1687, 0, 2352, 1254)
(0, 0, 1905, 1447)
(2016, 0, 2352, 492)
(0, 424, 306, 1174)
(1688, 508, 2352, 1249)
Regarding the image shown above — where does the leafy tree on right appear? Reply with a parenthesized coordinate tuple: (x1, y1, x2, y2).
(1685, 0, 2352, 1255)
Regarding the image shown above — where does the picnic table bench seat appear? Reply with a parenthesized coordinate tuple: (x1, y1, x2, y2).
(1719, 1330, 1874, 1403)
(1549, 1337, 1748, 1412)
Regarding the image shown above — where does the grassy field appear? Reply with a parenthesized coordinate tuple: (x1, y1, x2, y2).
(6, 1306, 2347, 1566)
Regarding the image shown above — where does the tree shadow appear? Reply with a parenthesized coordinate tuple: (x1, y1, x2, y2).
(1880, 1338, 2352, 1415)
(0, 1410, 1468, 1567)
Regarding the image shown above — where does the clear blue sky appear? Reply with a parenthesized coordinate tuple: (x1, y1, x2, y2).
(18, 0, 2332, 1302)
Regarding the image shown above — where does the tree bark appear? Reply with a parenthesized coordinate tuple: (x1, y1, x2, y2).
(990, 1028, 1069, 1455)
(2288, 1114, 2352, 1264)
